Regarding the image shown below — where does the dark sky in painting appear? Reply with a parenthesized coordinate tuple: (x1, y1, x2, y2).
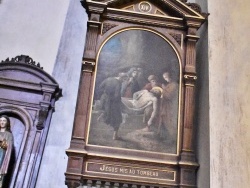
(94, 29, 180, 99)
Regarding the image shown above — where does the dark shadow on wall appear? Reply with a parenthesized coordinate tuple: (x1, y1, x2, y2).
(194, 4, 210, 188)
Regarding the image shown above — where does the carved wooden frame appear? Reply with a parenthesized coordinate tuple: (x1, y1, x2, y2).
(66, 0, 207, 187)
(0, 55, 62, 187)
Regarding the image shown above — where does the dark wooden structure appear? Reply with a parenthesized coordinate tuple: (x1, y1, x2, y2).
(66, 0, 207, 187)
(0, 55, 61, 188)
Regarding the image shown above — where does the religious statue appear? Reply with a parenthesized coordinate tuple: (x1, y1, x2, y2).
(0, 115, 13, 188)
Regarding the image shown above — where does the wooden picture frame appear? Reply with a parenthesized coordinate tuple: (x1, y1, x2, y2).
(66, 0, 208, 187)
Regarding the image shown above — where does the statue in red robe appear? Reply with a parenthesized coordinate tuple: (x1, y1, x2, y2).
(0, 115, 13, 188)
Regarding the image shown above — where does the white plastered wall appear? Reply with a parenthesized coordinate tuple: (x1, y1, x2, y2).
(194, 0, 250, 187)
(0, 0, 88, 187)
(0, 0, 71, 74)
(36, 0, 87, 187)
(208, 0, 250, 187)
(2, 0, 250, 187)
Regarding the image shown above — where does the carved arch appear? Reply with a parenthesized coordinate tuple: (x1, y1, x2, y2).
(0, 105, 33, 128)
(0, 55, 58, 84)
(0, 55, 61, 188)
(99, 25, 184, 56)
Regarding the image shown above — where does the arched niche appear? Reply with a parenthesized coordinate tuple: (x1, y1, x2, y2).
(0, 55, 62, 188)
(0, 106, 31, 188)
(10, 115, 25, 161)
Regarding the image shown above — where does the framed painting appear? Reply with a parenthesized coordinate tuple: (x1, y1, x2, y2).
(65, 0, 207, 187)
(87, 29, 181, 155)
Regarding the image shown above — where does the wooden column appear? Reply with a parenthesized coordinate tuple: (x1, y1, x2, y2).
(66, 2, 105, 187)
(180, 27, 200, 188)
(70, 1, 104, 149)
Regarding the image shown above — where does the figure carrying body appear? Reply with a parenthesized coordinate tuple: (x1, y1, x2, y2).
(136, 67, 147, 89)
(99, 73, 127, 140)
(158, 72, 178, 138)
(121, 67, 140, 98)
(143, 75, 161, 91)
(0, 115, 13, 188)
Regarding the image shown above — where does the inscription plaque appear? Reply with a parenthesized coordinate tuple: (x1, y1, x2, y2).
(86, 162, 176, 182)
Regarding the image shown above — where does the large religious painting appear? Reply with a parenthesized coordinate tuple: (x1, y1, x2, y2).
(66, 1, 207, 187)
(87, 29, 181, 154)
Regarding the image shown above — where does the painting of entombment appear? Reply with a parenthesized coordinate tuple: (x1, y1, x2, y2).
(87, 29, 180, 154)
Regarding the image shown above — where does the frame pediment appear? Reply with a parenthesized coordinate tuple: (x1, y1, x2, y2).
(90, 0, 206, 20)
(84, 0, 207, 30)
(0, 55, 58, 85)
